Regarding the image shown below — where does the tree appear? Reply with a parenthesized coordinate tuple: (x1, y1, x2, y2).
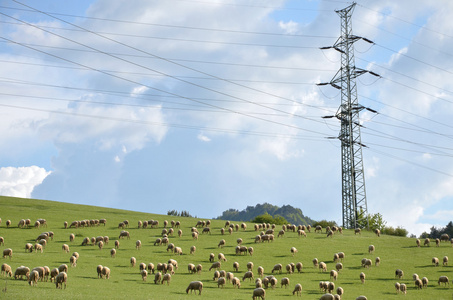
(368, 213, 387, 231)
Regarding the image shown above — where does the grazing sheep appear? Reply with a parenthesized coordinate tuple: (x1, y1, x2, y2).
(432, 257, 439, 266)
(50, 268, 59, 282)
(333, 253, 339, 262)
(154, 238, 162, 246)
(335, 263, 343, 272)
(196, 264, 202, 274)
(202, 227, 211, 234)
(96, 265, 103, 278)
(286, 264, 293, 274)
(217, 277, 226, 288)
(192, 232, 198, 240)
(190, 245, 196, 255)
(98, 240, 104, 250)
(360, 272, 366, 283)
(226, 272, 234, 283)
(413, 273, 419, 281)
(441, 233, 450, 242)
(336, 286, 344, 297)
(119, 231, 130, 239)
(70, 255, 77, 267)
(338, 252, 345, 261)
(28, 270, 39, 286)
(368, 245, 375, 254)
(130, 257, 136, 267)
(395, 269, 404, 279)
(248, 247, 254, 256)
(232, 277, 241, 288)
(236, 238, 243, 245)
(101, 266, 110, 279)
(136, 240, 141, 250)
(110, 248, 116, 258)
(443, 256, 449, 266)
(313, 258, 319, 268)
(319, 262, 327, 272)
(148, 263, 155, 274)
(177, 229, 182, 237)
(233, 262, 239, 272)
(319, 294, 335, 300)
(153, 272, 162, 284)
(247, 262, 254, 271)
(293, 283, 302, 296)
(252, 287, 265, 300)
(272, 263, 282, 274)
(355, 297, 367, 300)
(55, 272, 67, 289)
(69, 233, 75, 242)
(400, 283, 407, 294)
(436, 238, 440, 247)
(161, 273, 171, 285)
(2, 248, 12, 259)
(25, 243, 33, 253)
(255, 235, 262, 243)
(415, 278, 423, 289)
(291, 247, 298, 256)
(255, 278, 262, 288)
(416, 239, 420, 247)
(58, 264, 68, 273)
(218, 253, 227, 262)
(166, 263, 175, 275)
(186, 281, 203, 294)
(139, 262, 146, 271)
(354, 228, 361, 235)
(209, 261, 221, 271)
(174, 246, 182, 255)
(1, 263, 12, 277)
(375, 257, 381, 266)
(364, 259, 372, 268)
(166, 243, 175, 253)
(424, 238, 430, 246)
(281, 277, 290, 288)
(422, 277, 428, 288)
(188, 263, 196, 274)
(242, 271, 254, 282)
(257, 266, 264, 277)
(374, 228, 381, 237)
(330, 270, 338, 281)
(81, 237, 90, 246)
(14, 266, 30, 280)
(156, 263, 167, 274)
(395, 282, 400, 294)
(438, 275, 449, 286)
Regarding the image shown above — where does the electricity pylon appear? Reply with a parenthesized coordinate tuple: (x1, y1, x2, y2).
(318, 2, 379, 229)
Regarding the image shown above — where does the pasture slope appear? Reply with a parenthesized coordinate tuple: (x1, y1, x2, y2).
(0, 195, 452, 300)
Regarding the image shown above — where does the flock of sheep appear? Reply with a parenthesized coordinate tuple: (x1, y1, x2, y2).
(1, 215, 453, 299)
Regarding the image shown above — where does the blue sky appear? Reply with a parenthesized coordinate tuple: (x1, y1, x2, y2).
(1, 0, 453, 236)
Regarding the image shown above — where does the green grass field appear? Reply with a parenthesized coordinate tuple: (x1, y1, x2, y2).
(0, 195, 452, 299)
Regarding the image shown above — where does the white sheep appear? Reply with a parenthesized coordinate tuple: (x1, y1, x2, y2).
(272, 263, 282, 274)
(415, 278, 423, 289)
(217, 277, 226, 288)
(336, 286, 344, 297)
(28, 270, 39, 286)
(186, 281, 203, 294)
(438, 275, 449, 286)
(395, 282, 400, 294)
(161, 273, 171, 285)
(148, 263, 155, 274)
(424, 238, 430, 246)
(248, 247, 254, 256)
(355, 296, 367, 300)
(368, 245, 375, 254)
(196, 264, 202, 274)
(58, 264, 68, 273)
(432, 257, 439, 266)
(281, 277, 290, 288)
(257, 266, 264, 277)
(70, 255, 77, 267)
(233, 262, 239, 272)
(422, 277, 429, 288)
(330, 270, 338, 281)
(130, 257, 136, 267)
(252, 287, 265, 299)
(443, 256, 449, 266)
(1, 263, 12, 277)
(400, 283, 407, 294)
(110, 248, 116, 258)
(416, 239, 420, 247)
(374, 228, 381, 237)
(313, 258, 319, 268)
(232, 277, 241, 288)
(24, 243, 33, 253)
(174, 246, 182, 255)
(335, 263, 343, 272)
(247, 261, 254, 271)
(14, 266, 30, 280)
(218, 253, 227, 262)
(286, 264, 293, 274)
(338, 252, 345, 261)
(98, 240, 104, 250)
(395, 269, 404, 279)
(136, 240, 141, 250)
(55, 272, 67, 289)
(101, 266, 110, 279)
(293, 283, 302, 295)
(291, 247, 298, 256)
(319, 262, 327, 272)
(360, 272, 366, 283)
(375, 257, 381, 266)
(319, 293, 335, 300)
(50, 268, 59, 282)
(2, 248, 12, 259)
(209, 261, 221, 271)
(242, 271, 254, 282)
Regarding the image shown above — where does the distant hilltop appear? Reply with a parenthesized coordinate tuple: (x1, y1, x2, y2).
(215, 202, 315, 226)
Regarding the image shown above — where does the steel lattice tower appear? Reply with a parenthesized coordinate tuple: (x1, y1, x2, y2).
(319, 2, 374, 229)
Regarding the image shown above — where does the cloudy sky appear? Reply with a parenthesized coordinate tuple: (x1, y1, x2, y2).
(1, 0, 453, 236)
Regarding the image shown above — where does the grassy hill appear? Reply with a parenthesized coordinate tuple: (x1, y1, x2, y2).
(0, 196, 452, 299)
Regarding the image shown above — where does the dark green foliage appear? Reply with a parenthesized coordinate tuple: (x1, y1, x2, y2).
(215, 203, 314, 225)
(424, 221, 453, 239)
(167, 209, 195, 218)
(312, 219, 337, 228)
(382, 226, 408, 237)
(251, 213, 288, 225)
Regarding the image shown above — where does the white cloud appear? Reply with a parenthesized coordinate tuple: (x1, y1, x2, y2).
(0, 166, 51, 198)
(279, 21, 299, 34)
(197, 133, 211, 142)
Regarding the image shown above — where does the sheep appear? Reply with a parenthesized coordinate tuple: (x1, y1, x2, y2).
(338, 252, 345, 261)
(161, 273, 171, 285)
(28, 270, 39, 286)
(395, 269, 404, 279)
(441, 233, 450, 242)
(291, 247, 298, 256)
(248, 247, 254, 256)
(186, 281, 203, 294)
(98, 240, 104, 250)
(209, 261, 221, 271)
(156, 263, 167, 274)
(293, 283, 302, 295)
(178, 229, 182, 237)
(136, 240, 141, 250)
(443, 256, 449, 266)
(333, 253, 339, 262)
(2, 248, 12, 259)
(34, 243, 43, 253)
(96, 265, 103, 278)
(148, 263, 155, 274)
(364, 259, 372, 268)
(424, 238, 430, 246)
(243, 271, 254, 282)
(247, 261, 254, 271)
(374, 228, 381, 237)
(188, 263, 196, 274)
(202, 227, 211, 234)
(196, 264, 202, 274)
(438, 275, 449, 286)
(68, 233, 75, 242)
(166, 263, 175, 275)
(130, 257, 136, 267)
(412, 273, 419, 281)
(55, 272, 67, 289)
(166, 243, 175, 252)
(1, 263, 12, 277)
(286, 264, 293, 274)
(416, 239, 421, 247)
(233, 262, 239, 272)
(257, 266, 264, 277)
(110, 248, 116, 258)
(138, 262, 147, 271)
(218, 253, 227, 262)
(360, 272, 365, 283)
(400, 283, 407, 294)
(70, 255, 77, 267)
(50, 268, 59, 282)
(241, 223, 246, 230)
(255, 278, 262, 288)
(375, 257, 381, 266)
(255, 235, 262, 243)
(236, 238, 243, 245)
(319, 294, 335, 300)
(101, 266, 110, 279)
(232, 277, 241, 288)
(90, 237, 96, 245)
(313, 258, 319, 268)
(335, 263, 343, 272)
(330, 270, 338, 281)
(281, 277, 290, 288)
(272, 263, 282, 274)
(25, 243, 33, 253)
(415, 278, 423, 289)
(81, 237, 90, 246)
(58, 264, 68, 273)
(5, 220, 11, 228)
(432, 257, 439, 266)
(327, 230, 334, 238)
(319, 262, 327, 272)
(354, 228, 361, 235)
(174, 246, 182, 255)
(217, 277, 226, 288)
(119, 230, 130, 239)
(252, 287, 265, 300)
(336, 286, 344, 297)
(422, 276, 429, 288)
(14, 266, 30, 280)
(395, 282, 400, 294)
(226, 272, 234, 283)
(368, 245, 375, 254)
(436, 238, 440, 247)
(355, 297, 367, 300)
